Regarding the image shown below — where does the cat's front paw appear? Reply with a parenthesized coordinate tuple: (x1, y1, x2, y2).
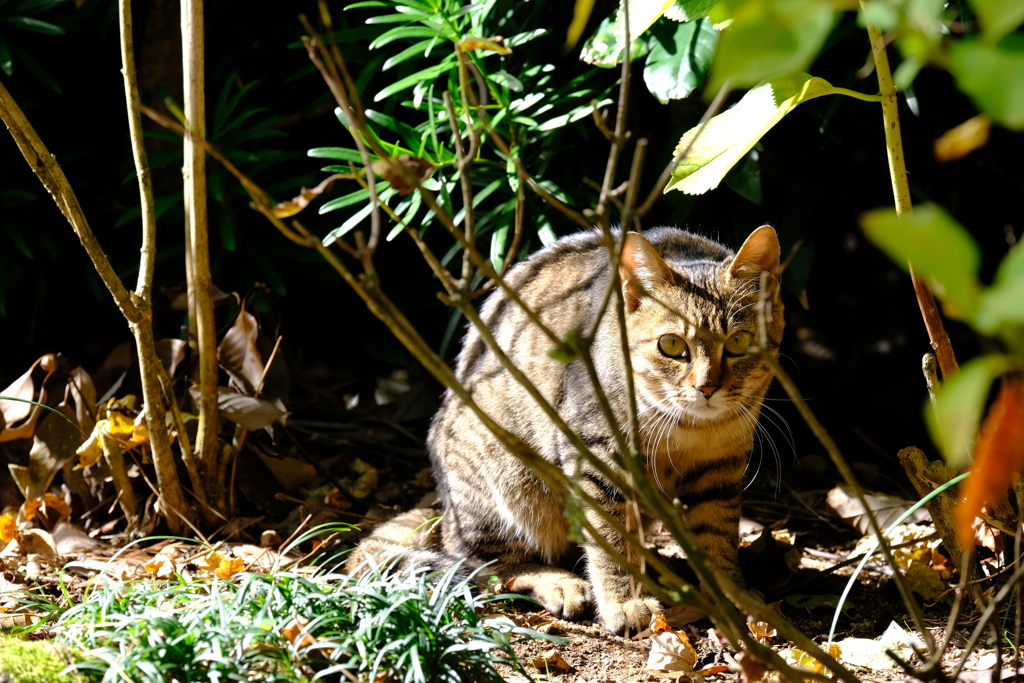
(599, 596, 662, 636)
(530, 575, 592, 621)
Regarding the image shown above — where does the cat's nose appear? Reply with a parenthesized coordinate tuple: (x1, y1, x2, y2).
(696, 385, 718, 399)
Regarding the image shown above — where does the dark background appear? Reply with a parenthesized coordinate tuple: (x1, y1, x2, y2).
(1, 0, 1019, 502)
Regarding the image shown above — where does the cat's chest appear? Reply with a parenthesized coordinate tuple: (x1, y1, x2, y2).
(642, 418, 754, 497)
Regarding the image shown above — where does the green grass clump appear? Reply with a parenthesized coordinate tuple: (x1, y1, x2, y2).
(0, 636, 75, 683)
(56, 557, 549, 683)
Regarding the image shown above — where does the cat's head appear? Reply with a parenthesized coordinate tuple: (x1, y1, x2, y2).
(619, 226, 784, 428)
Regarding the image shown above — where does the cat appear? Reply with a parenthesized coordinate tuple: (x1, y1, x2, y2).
(347, 225, 784, 635)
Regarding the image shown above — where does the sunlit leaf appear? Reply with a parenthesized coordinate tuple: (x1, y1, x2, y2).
(665, 0, 722, 21)
(949, 36, 1024, 130)
(0, 513, 14, 543)
(616, 0, 677, 45)
(977, 242, 1024, 334)
(666, 73, 840, 195)
(934, 114, 991, 162)
(709, 0, 834, 90)
(457, 35, 511, 54)
(861, 203, 982, 321)
(375, 61, 453, 101)
(957, 379, 1024, 545)
(643, 18, 718, 103)
(927, 355, 1010, 466)
(580, 11, 651, 67)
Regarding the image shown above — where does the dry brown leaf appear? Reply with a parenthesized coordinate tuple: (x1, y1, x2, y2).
(0, 354, 56, 443)
(282, 615, 316, 648)
(530, 649, 572, 672)
(934, 114, 991, 162)
(270, 173, 346, 218)
(145, 546, 183, 578)
(456, 35, 511, 54)
(43, 493, 71, 518)
(747, 618, 777, 644)
(369, 155, 434, 195)
(23, 498, 43, 521)
(958, 379, 1024, 546)
(735, 651, 767, 683)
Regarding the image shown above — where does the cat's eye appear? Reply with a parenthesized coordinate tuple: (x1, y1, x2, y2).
(724, 330, 754, 356)
(658, 334, 689, 359)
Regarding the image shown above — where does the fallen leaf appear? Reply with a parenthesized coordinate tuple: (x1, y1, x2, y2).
(23, 499, 43, 521)
(904, 558, 947, 602)
(214, 555, 245, 580)
(281, 615, 316, 647)
(836, 637, 909, 670)
(347, 458, 379, 499)
(271, 173, 346, 218)
(0, 354, 57, 443)
(75, 424, 104, 469)
(42, 493, 70, 518)
(0, 514, 15, 543)
(530, 649, 572, 672)
(646, 613, 698, 673)
(192, 387, 287, 431)
(16, 529, 59, 562)
(735, 651, 766, 683)
(219, 306, 265, 394)
(51, 520, 102, 554)
(934, 114, 991, 162)
(827, 484, 931, 534)
(747, 618, 777, 644)
(957, 379, 1024, 546)
(781, 644, 842, 675)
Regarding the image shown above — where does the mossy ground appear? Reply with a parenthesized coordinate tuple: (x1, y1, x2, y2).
(0, 636, 75, 683)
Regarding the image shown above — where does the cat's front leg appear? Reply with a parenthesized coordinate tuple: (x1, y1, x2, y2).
(575, 468, 661, 635)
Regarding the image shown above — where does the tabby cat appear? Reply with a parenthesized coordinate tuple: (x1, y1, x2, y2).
(348, 225, 784, 635)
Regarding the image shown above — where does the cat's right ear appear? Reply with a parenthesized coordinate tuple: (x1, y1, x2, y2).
(620, 232, 674, 312)
(729, 225, 781, 282)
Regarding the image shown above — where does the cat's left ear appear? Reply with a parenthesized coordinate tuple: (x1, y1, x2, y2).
(620, 232, 674, 311)
(729, 225, 781, 282)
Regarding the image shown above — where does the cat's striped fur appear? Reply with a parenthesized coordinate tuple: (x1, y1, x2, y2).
(347, 226, 784, 634)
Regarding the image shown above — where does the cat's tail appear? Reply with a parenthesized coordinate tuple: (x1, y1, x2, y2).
(345, 507, 479, 581)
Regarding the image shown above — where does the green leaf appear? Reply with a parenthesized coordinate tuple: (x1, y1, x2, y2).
(976, 241, 1024, 334)
(383, 38, 432, 70)
(617, 0, 678, 44)
(968, 0, 1024, 43)
(365, 109, 422, 150)
(666, 73, 838, 195)
(374, 61, 453, 102)
(861, 203, 982, 322)
(320, 189, 371, 214)
(643, 18, 718, 103)
(490, 225, 509, 271)
(949, 36, 1024, 130)
(3, 16, 64, 34)
(665, 0, 721, 21)
(708, 0, 834, 91)
(323, 188, 398, 245)
(370, 25, 447, 49)
(307, 147, 377, 162)
(580, 11, 652, 67)
(927, 355, 1010, 466)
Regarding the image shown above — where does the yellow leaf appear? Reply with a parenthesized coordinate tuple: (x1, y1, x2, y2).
(43, 493, 70, 518)
(782, 644, 842, 675)
(456, 35, 511, 55)
(195, 551, 225, 571)
(130, 414, 149, 447)
(75, 423, 105, 469)
(105, 411, 134, 437)
(23, 498, 43, 521)
(0, 513, 15, 543)
(214, 556, 245, 580)
(904, 558, 947, 602)
(934, 114, 991, 162)
(646, 613, 698, 673)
